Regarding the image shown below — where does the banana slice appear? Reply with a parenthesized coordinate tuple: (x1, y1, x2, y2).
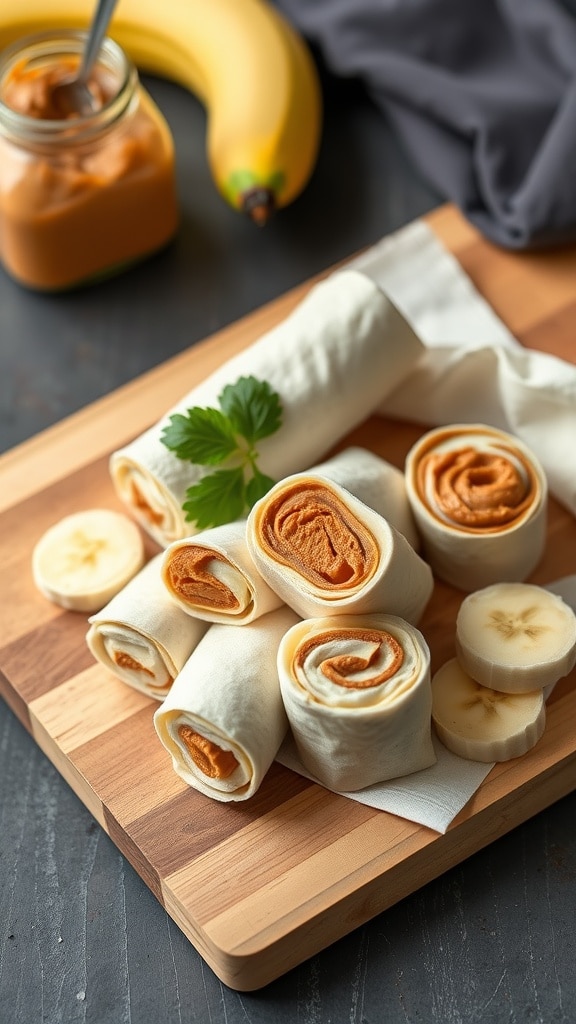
(32, 508, 145, 613)
(455, 582, 576, 694)
(431, 657, 546, 762)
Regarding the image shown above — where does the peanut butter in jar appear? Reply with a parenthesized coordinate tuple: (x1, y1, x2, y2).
(0, 31, 179, 290)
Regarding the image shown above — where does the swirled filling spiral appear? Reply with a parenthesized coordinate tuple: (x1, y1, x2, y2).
(177, 725, 239, 779)
(100, 630, 173, 694)
(415, 431, 539, 532)
(112, 648, 171, 691)
(293, 625, 423, 708)
(164, 546, 251, 612)
(257, 482, 378, 590)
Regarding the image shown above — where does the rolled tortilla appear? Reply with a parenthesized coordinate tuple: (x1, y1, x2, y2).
(305, 447, 420, 549)
(153, 606, 300, 801)
(86, 554, 209, 700)
(160, 447, 419, 625)
(110, 270, 423, 546)
(246, 463, 434, 623)
(277, 614, 436, 791)
(404, 423, 548, 591)
(161, 520, 284, 624)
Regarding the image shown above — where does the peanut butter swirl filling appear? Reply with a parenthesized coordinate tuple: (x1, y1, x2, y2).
(178, 725, 239, 779)
(116, 466, 183, 544)
(164, 547, 241, 611)
(130, 479, 165, 527)
(257, 481, 378, 589)
(113, 650, 154, 677)
(287, 618, 427, 710)
(113, 650, 171, 691)
(278, 614, 435, 790)
(416, 438, 539, 533)
(296, 628, 404, 689)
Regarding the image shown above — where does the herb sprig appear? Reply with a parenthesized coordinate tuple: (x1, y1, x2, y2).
(160, 375, 282, 529)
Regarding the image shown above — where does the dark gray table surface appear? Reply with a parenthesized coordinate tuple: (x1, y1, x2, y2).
(1, 64, 575, 1024)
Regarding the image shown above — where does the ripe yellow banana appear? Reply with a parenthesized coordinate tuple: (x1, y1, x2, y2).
(0, 0, 322, 222)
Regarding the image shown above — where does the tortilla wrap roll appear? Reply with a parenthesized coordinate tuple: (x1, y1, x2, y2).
(160, 446, 419, 625)
(277, 614, 436, 792)
(86, 555, 208, 700)
(153, 606, 300, 801)
(160, 519, 284, 624)
(246, 462, 433, 623)
(110, 270, 423, 546)
(404, 423, 548, 591)
(301, 446, 420, 549)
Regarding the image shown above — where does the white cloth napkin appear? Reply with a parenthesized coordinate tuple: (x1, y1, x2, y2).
(349, 221, 576, 519)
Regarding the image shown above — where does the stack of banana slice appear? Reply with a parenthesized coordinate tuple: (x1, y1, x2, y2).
(431, 582, 576, 762)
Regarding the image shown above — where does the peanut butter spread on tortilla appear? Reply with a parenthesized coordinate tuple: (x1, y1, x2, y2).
(258, 481, 378, 589)
(129, 481, 165, 527)
(416, 438, 538, 532)
(178, 725, 239, 779)
(296, 628, 404, 688)
(113, 650, 171, 690)
(165, 547, 240, 610)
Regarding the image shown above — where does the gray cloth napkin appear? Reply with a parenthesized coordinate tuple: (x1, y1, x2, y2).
(274, 0, 576, 249)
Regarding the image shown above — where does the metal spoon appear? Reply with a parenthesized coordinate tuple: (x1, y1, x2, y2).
(51, 0, 120, 117)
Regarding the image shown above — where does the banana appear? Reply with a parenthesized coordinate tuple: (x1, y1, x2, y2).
(0, 0, 322, 222)
(455, 582, 576, 694)
(32, 508, 145, 613)
(431, 657, 546, 763)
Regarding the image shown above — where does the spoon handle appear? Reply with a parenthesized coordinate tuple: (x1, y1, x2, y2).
(78, 0, 119, 82)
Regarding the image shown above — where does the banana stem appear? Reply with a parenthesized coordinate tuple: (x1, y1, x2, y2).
(241, 186, 275, 225)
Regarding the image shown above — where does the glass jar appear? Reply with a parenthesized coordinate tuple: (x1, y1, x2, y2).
(0, 31, 179, 291)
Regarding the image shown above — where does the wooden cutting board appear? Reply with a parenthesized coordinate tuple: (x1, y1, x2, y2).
(1, 204, 575, 992)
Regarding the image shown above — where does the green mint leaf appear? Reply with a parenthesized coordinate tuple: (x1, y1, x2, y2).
(246, 467, 276, 510)
(183, 467, 246, 529)
(161, 407, 239, 465)
(218, 375, 282, 445)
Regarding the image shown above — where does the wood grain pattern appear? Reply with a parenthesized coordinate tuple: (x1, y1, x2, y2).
(1, 204, 575, 991)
